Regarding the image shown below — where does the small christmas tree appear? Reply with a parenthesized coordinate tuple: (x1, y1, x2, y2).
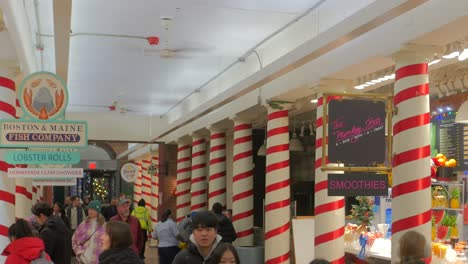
(350, 196, 374, 226)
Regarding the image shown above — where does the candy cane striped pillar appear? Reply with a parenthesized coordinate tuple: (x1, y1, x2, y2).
(150, 155, 159, 226)
(191, 135, 208, 211)
(265, 107, 291, 264)
(133, 161, 143, 207)
(0, 74, 17, 251)
(176, 140, 192, 223)
(37, 186, 43, 202)
(208, 129, 226, 209)
(391, 47, 433, 261)
(141, 159, 152, 205)
(232, 119, 254, 246)
(314, 96, 345, 263)
(32, 186, 37, 204)
(15, 175, 32, 219)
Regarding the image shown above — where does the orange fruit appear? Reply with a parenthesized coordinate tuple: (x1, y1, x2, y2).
(444, 159, 457, 167)
(437, 158, 446, 166)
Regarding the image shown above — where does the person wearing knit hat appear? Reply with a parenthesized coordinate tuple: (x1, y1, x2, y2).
(72, 200, 106, 263)
(87, 200, 102, 214)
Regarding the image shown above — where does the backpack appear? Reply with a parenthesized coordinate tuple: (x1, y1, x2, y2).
(30, 251, 54, 264)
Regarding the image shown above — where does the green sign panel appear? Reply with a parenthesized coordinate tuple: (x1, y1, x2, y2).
(5, 151, 81, 164)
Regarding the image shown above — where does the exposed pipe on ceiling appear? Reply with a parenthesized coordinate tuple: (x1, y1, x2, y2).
(160, 0, 327, 117)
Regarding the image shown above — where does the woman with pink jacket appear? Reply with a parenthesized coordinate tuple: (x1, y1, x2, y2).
(72, 200, 106, 264)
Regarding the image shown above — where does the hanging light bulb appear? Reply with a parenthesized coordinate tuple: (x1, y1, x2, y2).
(290, 117, 304, 152)
(300, 121, 305, 137)
(309, 122, 315, 136)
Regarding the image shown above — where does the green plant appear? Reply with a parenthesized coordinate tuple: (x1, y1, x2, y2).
(350, 196, 374, 226)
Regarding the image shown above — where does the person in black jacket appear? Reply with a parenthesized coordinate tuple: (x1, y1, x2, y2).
(212, 203, 237, 243)
(172, 211, 223, 264)
(31, 201, 72, 264)
(99, 221, 143, 264)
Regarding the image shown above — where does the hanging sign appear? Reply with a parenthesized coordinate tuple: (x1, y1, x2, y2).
(32, 178, 77, 186)
(0, 71, 88, 148)
(121, 163, 139, 182)
(328, 99, 386, 165)
(5, 151, 81, 164)
(7, 168, 83, 178)
(328, 173, 388, 196)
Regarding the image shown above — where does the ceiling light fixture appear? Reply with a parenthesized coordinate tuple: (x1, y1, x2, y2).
(458, 48, 468, 61)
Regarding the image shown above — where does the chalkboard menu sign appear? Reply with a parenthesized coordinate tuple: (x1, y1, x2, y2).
(433, 113, 468, 170)
(328, 99, 386, 165)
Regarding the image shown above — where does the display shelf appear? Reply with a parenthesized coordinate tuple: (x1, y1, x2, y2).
(432, 207, 464, 212)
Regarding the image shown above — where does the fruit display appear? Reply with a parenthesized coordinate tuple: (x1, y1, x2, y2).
(450, 188, 460, 209)
(432, 153, 457, 168)
(437, 215, 458, 241)
(432, 186, 449, 208)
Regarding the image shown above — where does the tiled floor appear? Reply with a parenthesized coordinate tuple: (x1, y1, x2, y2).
(145, 244, 159, 264)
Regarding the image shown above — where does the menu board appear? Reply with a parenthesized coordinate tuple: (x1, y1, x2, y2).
(434, 113, 468, 170)
(328, 99, 386, 165)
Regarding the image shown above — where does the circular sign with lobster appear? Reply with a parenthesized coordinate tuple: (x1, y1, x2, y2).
(19, 71, 68, 120)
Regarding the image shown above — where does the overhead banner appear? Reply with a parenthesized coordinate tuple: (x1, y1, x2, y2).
(5, 151, 81, 164)
(328, 99, 386, 165)
(328, 173, 388, 196)
(32, 178, 77, 186)
(8, 168, 83, 178)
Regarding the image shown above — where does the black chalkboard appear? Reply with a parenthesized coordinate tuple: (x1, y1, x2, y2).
(328, 99, 386, 165)
(328, 173, 388, 196)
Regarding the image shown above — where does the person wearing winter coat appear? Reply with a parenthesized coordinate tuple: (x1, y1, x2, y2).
(72, 200, 106, 263)
(130, 199, 152, 258)
(98, 221, 143, 264)
(152, 209, 182, 264)
(32, 201, 72, 264)
(172, 211, 223, 264)
(211, 202, 237, 243)
(110, 198, 144, 255)
(1, 218, 52, 264)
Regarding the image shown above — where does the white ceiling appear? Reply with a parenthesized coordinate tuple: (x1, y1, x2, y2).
(30, 0, 322, 115)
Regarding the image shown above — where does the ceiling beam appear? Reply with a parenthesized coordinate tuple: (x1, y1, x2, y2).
(53, 0, 72, 82)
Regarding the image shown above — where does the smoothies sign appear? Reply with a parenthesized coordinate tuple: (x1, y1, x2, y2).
(328, 99, 386, 165)
(0, 71, 88, 148)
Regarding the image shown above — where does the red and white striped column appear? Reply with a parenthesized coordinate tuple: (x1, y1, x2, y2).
(176, 140, 192, 223)
(208, 129, 226, 209)
(265, 106, 291, 264)
(32, 186, 38, 204)
(391, 47, 432, 261)
(150, 155, 159, 227)
(314, 95, 345, 263)
(133, 161, 143, 207)
(141, 158, 152, 204)
(232, 119, 254, 246)
(15, 167, 32, 219)
(0, 74, 17, 251)
(14, 93, 32, 218)
(191, 135, 208, 212)
(36, 186, 43, 202)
